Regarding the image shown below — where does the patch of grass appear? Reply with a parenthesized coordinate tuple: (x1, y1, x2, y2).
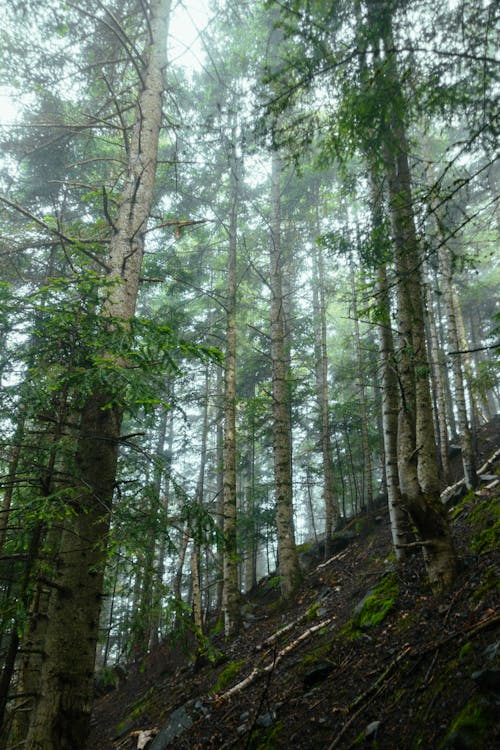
(306, 601, 321, 621)
(212, 659, 245, 694)
(296, 541, 313, 553)
(263, 575, 282, 591)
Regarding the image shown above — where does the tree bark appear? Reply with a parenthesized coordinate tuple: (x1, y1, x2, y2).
(367, 0, 457, 591)
(269, 150, 301, 598)
(23, 2, 171, 746)
(311, 225, 340, 551)
(439, 244, 478, 489)
(222, 133, 241, 637)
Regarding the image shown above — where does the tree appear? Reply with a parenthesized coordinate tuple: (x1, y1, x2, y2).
(10, 1, 173, 745)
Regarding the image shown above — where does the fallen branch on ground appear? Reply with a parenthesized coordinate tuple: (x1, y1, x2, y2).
(441, 447, 500, 504)
(220, 617, 335, 700)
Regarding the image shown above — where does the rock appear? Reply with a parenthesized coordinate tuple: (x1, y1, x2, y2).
(303, 662, 335, 690)
(482, 641, 499, 664)
(471, 668, 500, 693)
(365, 720, 381, 737)
(148, 705, 193, 749)
(256, 711, 275, 728)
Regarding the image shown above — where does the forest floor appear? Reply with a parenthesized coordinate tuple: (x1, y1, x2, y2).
(88, 418, 500, 750)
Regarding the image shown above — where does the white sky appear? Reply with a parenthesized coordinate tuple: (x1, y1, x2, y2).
(169, 0, 210, 70)
(0, 1, 210, 125)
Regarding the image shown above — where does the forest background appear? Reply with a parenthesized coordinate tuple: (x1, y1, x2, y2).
(0, 0, 498, 747)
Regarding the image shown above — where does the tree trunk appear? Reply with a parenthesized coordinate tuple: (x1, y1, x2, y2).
(376, 263, 408, 559)
(439, 244, 478, 488)
(269, 150, 301, 598)
(349, 250, 373, 510)
(368, 0, 457, 591)
(422, 258, 451, 484)
(222, 133, 241, 637)
(23, 3, 170, 746)
(311, 227, 340, 551)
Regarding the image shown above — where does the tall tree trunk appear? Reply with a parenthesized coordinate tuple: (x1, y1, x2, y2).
(376, 264, 408, 559)
(222, 134, 240, 637)
(269, 150, 301, 598)
(311, 227, 339, 552)
(22, 3, 171, 746)
(349, 250, 374, 510)
(368, 0, 457, 591)
(439, 245, 478, 488)
(422, 258, 451, 484)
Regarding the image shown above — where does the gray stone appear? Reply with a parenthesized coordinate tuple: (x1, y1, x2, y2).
(365, 720, 381, 737)
(148, 705, 193, 749)
(471, 668, 500, 693)
(482, 641, 499, 664)
(256, 711, 275, 728)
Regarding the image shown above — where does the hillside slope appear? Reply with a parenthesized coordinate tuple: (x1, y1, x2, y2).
(89, 442, 499, 750)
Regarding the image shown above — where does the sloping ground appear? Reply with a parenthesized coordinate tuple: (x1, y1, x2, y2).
(89, 447, 499, 750)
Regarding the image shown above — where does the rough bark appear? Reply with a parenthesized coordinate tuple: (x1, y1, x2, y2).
(311, 232, 340, 551)
(376, 264, 409, 559)
(439, 244, 478, 489)
(367, 0, 457, 591)
(350, 252, 374, 510)
(269, 150, 301, 598)
(222, 134, 241, 637)
(422, 259, 452, 484)
(22, 3, 171, 746)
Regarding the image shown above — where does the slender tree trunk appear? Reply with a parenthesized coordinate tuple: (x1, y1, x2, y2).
(269, 150, 301, 598)
(311, 228, 339, 551)
(422, 259, 451, 484)
(376, 264, 408, 559)
(439, 245, 478, 488)
(23, 3, 171, 746)
(222, 134, 240, 637)
(350, 250, 373, 510)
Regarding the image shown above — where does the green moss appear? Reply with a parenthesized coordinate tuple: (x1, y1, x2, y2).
(296, 541, 313, 552)
(114, 687, 155, 734)
(353, 574, 399, 630)
(299, 642, 333, 671)
(306, 601, 320, 621)
(438, 697, 493, 750)
(212, 659, 245, 694)
(472, 567, 500, 603)
(248, 721, 285, 749)
(266, 575, 282, 590)
(469, 495, 500, 553)
(458, 642, 473, 661)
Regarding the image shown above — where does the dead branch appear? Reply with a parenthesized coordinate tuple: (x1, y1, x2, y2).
(255, 611, 308, 652)
(219, 618, 335, 700)
(316, 547, 351, 570)
(441, 446, 500, 504)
